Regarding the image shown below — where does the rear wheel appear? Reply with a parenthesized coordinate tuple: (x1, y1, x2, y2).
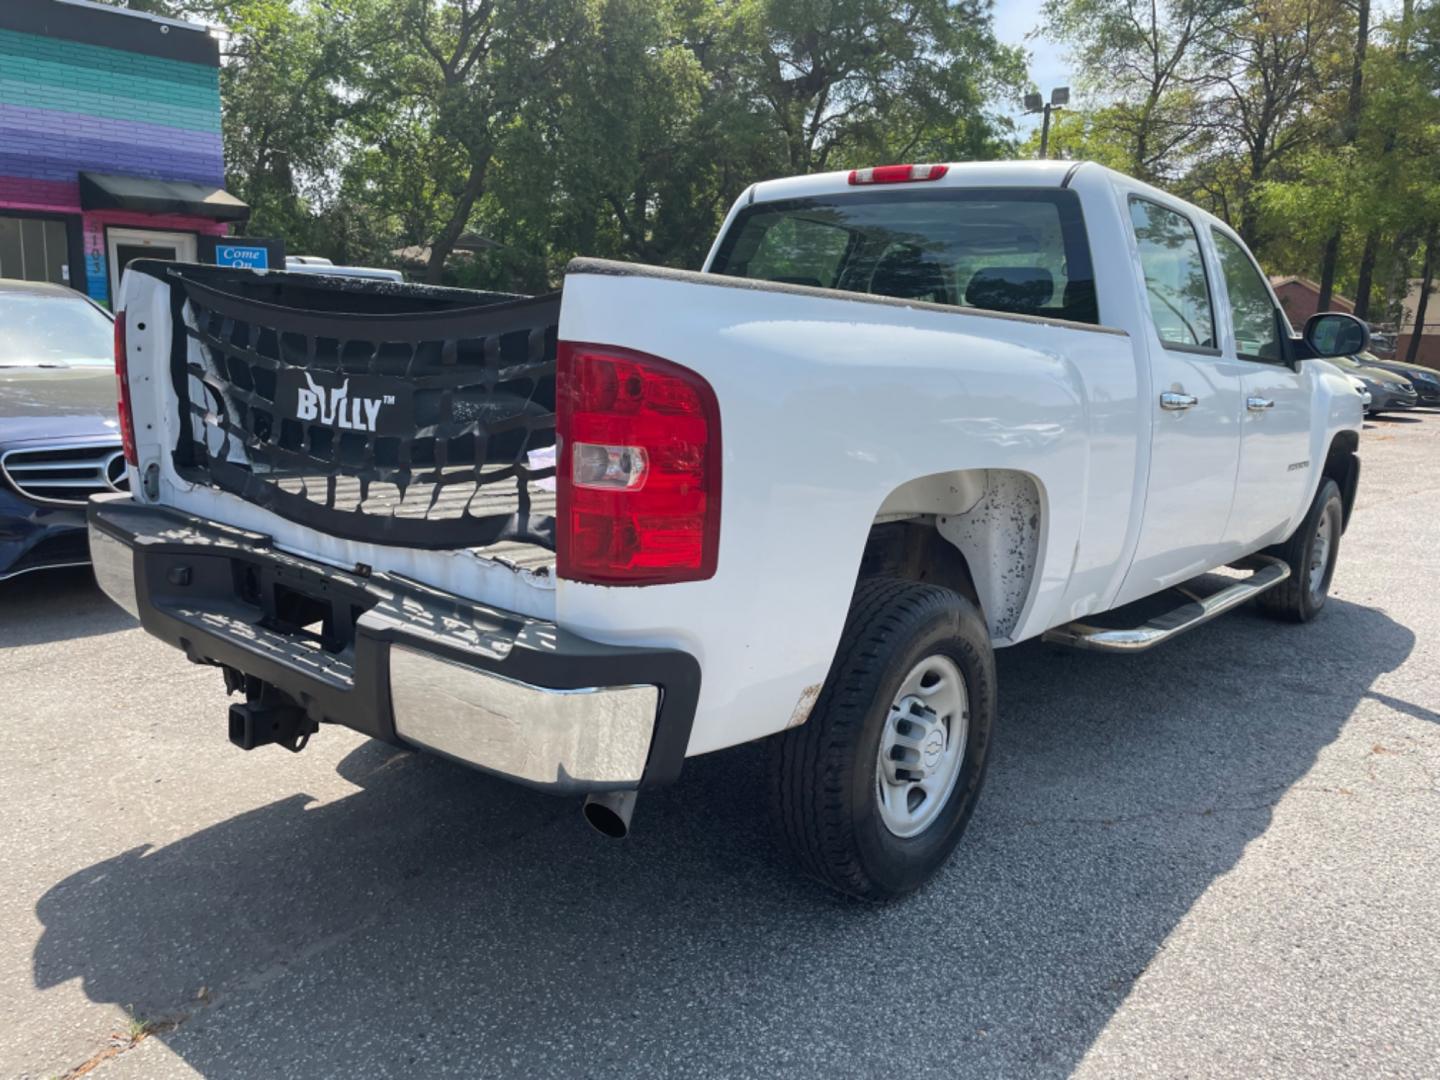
(768, 579, 995, 901)
(1258, 477, 1343, 623)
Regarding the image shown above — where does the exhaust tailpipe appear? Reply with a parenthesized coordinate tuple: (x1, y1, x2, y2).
(582, 790, 638, 839)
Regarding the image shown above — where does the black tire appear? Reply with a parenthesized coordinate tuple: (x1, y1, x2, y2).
(767, 578, 995, 901)
(1257, 477, 1344, 623)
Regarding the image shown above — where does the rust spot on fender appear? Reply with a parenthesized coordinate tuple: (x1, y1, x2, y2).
(786, 683, 823, 728)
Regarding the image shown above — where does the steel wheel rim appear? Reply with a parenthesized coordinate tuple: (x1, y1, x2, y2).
(875, 654, 969, 838)
(1309, 509, 1334, 596)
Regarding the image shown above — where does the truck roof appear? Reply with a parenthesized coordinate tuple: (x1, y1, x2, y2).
(742, 160, 1240, 243)
(747, 160, 1083, 205)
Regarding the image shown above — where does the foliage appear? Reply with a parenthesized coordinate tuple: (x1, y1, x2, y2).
(94, 0, 1024, 290)
(1044, 0, 1440, 324)
(93, 0, 1440, 323)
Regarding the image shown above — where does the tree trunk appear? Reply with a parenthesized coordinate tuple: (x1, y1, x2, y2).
(424, 159, 489, 285)
(1346, 0, 1371, 135)
(1405, 228, 1436, 364)
(1132, 108, 1151, 181)
(1318, 0, 1370, 315)
(1353, 232, 1380, 321)
(1317, 232, 1341, 312)
(1238, 186, 1261, 251)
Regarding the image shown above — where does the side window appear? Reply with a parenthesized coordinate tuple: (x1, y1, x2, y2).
(1128, 198, 1216, 351)
(742, 216, 850, 289)
(1212, 230, 1283, 362)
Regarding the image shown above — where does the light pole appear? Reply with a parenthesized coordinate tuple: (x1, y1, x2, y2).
(1023, 86, 1070, 159)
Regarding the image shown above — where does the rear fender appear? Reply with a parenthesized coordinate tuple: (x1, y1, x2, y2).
(935, 471, 1043, 640)
(554, 264, 1143, 757)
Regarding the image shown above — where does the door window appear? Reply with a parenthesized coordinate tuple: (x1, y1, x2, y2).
(1128, 198, 1216, 351)
(1212, 230, 1283, 362)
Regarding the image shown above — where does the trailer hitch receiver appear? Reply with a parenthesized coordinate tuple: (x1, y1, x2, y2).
(228, 701, 318, 753)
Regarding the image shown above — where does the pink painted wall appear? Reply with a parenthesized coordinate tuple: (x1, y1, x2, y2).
(0, 176, 81, 213)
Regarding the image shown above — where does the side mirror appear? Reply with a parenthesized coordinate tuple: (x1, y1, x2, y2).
(1304, 312, 1370, 359)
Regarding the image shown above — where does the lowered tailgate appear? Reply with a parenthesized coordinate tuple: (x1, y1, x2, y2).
(124, 261, 561, 610)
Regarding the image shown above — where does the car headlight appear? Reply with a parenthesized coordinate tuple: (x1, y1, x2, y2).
(1383, 381, 1404, 391)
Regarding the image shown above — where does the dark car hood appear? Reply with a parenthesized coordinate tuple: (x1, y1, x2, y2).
(1349, 364, 1407, 387)
(0, 365, 119, 445)
(1365, 358, 1437, 383)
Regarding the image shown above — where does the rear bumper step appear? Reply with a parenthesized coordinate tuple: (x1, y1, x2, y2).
(1041, 555, 1291, 653)
(87, 494, 698, 792)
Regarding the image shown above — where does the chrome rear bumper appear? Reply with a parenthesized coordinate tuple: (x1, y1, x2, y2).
(389, 647, 660, 788)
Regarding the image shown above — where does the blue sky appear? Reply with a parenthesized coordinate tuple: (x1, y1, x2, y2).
(992, 2, 1072, 134)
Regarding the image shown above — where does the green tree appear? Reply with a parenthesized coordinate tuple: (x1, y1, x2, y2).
(1043, 0, 1236, 182)
(94, 0, 1029, 289)
(721, 0, 1026, 174)
(347, 0, 591, 283)
(1313, 0, 1370, 311)
(1199, 0, 1347, 249)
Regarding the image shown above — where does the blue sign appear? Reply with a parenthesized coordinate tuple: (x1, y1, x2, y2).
(215, 243, 269, 270)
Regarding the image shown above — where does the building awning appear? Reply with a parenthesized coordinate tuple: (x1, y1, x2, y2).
(78, 172, 249, 222)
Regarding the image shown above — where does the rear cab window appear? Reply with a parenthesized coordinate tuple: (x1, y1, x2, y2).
(709, 188, 1100, 325)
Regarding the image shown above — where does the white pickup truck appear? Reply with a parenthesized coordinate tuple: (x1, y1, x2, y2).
(91, 161, 1368, 900)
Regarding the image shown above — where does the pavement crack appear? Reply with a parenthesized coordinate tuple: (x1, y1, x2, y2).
(56, 1015, 185, 1080)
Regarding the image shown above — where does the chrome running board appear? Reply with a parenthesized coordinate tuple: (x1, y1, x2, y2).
(1041, 555, 1291, 653)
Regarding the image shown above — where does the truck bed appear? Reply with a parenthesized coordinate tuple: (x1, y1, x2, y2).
(272, 474, 557, 574)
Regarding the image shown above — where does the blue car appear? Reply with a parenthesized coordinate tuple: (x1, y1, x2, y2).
(0, 280, 124, 582)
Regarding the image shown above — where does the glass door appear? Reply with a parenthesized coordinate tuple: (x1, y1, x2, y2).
(106, 227, 197, 302)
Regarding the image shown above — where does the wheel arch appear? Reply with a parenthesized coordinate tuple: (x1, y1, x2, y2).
(1322, 429, 1360, 531)
(860, 468, 1045, 641)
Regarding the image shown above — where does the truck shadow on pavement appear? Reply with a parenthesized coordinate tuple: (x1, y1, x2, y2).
(31, 597, 1416, 1079)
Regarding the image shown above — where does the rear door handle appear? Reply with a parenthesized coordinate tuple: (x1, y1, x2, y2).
(1247, 396, 1275, 411)
(1160, 392, 1199, 411)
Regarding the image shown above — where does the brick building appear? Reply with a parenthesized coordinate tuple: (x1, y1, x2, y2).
(0, 0, 255, 306)
(1397, 277, 1440, 368)
(1267, 276, 1356, 327)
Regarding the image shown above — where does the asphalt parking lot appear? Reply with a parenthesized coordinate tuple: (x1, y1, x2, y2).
(2, 413, 1438, 1080)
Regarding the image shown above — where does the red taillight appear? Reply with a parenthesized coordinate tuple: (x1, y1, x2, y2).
(556, 342, 721, 585)
(847, 164, 950, 185)
(114, 310, 137, 466)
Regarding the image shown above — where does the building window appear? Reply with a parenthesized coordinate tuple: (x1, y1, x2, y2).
(0, 215, 70, 285)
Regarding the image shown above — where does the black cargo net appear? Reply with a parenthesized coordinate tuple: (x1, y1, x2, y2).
(167, 270, 559, 551)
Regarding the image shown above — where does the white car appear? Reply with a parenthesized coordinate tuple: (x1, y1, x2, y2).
(1344, 372, 1373, 409)
(284, 255, 405, 282)
(93, 161, 1365, 899)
